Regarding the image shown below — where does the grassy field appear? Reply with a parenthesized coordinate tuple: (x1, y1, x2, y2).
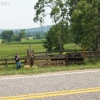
(0, 39, 82, 56)
(0, 43, 45, 56)
(0, 39, 46, 56)
(0, 39, 99, 76)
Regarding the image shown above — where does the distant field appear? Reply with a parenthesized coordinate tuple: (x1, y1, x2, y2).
(0, 39, 82, 57)
(22, 38, 45, 43)
(0, 44, 46, 57)
(9, 39, 45, 44)
(64, 43, 81, 50)
(0, 39, 45, 57)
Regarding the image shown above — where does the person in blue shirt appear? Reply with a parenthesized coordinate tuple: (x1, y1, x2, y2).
(15, 53, 21, 69)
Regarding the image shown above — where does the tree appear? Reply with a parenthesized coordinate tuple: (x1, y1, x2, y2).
(34, 0, 69, 51)
(67, 0, 80, 17)
(18, 29, 26, 42)
(13, 34, 20, 42)
(71, 0, 100, 50)
(36, 34, 41, 39)
(43, 32, 52, 51)
(34, 0, 100, 51)
(43, 20, 68, 51)
(33, 0, 68, 26)
(1, 30, 14, 42)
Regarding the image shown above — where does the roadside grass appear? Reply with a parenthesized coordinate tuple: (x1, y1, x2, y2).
(0, 61, 100, 76)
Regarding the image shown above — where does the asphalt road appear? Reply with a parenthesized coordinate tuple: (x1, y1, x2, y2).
(0, 69, 100, 100)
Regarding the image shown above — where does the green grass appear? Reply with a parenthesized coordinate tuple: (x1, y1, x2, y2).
(64, 43, 82, 50)
(0, 40, 82, 57)
(22, 38, 45, 43)
(0, 39, 99, 76)
(0, 62, 100, 76)
(9, 39, 45, 44)
(0, 43, 46, 57)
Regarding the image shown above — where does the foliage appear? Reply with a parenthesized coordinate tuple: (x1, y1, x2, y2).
(67, 0, 80, 17)
(42, 21, 68, 51)
(33, 0, 100, 50)
(1, 30, 14, 42)
(1, 29, 26, 43)
(34, 0, 79, 51)
(35, 34, 41, 39)
(71, 0, 100, 50)
(17, 29, 26, 42)
(33, 0, 68, 25)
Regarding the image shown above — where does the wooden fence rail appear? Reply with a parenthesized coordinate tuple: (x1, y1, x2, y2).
(0, 50, 100, 67)
(0, 54, 82, 67)
(0, 57, 25, 66)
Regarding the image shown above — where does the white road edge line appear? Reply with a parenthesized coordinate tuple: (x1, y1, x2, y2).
(0, 69, 100, 80)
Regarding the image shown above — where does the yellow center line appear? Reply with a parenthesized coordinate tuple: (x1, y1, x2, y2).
(0, 87, 100, 100)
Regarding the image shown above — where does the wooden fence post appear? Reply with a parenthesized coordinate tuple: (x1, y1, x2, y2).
(5, 58, 8, 67)
(27, 49, 29, 57)
(82, 46, 85, 59)
(65, 55, 68, 66)
(27, 48, 31, 66)
(46, 50, 48, 65)
(26, 45, 34, 66)
(24, 56, 28, 65)
(30, 50, 34, 66)
(89, 49, 91, 62)
(1, 56, 4, 66)
(33, 50, 34, 65)
(75, 49, 76, 54)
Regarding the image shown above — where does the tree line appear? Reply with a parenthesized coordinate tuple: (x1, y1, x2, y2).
(33, 0, 100, 51)
(1, 29, 46, 43)
(1, 29, 26, 43)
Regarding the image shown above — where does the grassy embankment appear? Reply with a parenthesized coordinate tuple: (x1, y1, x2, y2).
(0, 39, 100, 76)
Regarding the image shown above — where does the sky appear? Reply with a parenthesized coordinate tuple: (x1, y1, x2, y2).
(0, 0, 53, 29)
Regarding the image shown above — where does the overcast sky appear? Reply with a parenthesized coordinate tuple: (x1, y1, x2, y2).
(0, 0, 53, 29)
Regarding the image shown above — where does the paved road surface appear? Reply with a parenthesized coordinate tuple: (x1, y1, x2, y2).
(0, 69, 100, 100)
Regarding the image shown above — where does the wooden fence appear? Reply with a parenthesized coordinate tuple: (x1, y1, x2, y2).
(0, 48, 100, 67)
(0, 49, 88, 66)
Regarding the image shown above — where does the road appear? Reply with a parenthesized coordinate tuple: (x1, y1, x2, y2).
(0, 69, 100, 100)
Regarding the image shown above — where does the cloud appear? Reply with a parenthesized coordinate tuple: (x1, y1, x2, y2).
(0, 14, 18, 19)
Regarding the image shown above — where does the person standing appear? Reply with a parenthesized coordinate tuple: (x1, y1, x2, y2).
(15, 53, 21, 69)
